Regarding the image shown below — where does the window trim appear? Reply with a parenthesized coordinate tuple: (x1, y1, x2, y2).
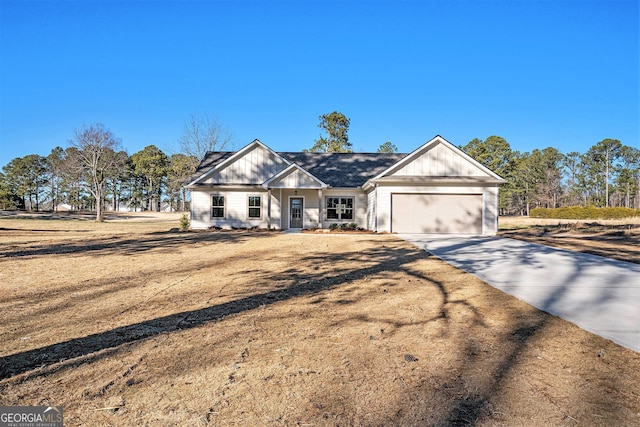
(211, 194, 225, 218)
(247, 194, 262, 219)
(325, 196, 354, 221)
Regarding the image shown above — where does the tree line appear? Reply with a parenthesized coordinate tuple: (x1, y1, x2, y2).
(0, 124, 192, 219)
(1, 113, 638, 219)
(0, 115, 232, 221)
(460, 136, 640, 214)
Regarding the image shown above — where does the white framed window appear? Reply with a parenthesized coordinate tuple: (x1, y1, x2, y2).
(326, 197, 354, 220)
(211, 195, 225, 218)
(248, 195, 261, 219)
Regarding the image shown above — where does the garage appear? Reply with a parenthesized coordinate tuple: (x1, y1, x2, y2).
(391, 193, 483, 234)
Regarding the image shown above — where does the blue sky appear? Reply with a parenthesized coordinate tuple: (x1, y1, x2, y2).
(0, 0, 638, 167)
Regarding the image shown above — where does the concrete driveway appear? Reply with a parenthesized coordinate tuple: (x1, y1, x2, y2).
(399, 234, 640, 353)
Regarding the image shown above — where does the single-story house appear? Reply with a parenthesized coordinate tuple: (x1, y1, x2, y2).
(186, 135, 506, 234)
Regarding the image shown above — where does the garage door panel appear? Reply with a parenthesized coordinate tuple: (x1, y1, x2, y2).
(391, 193, 482, 234)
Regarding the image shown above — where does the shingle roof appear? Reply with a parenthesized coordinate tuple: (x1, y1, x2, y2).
(280, 152, 406, 187)
(187, 152, 235, 185)
(195, 151, 235, 173)
(190, 151, 407, 188)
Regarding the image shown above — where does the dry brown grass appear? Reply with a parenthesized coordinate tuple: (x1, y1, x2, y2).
(499, 216, 640, 264)
(499, 215, 640, 228)
(1, 213, 639, 426)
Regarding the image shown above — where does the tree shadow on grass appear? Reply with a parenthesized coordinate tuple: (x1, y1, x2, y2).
(0, 230, 277, 259)
(0, 239, 428, 380)
(1, 234, 627, 425)
(398, 235, 632, 426)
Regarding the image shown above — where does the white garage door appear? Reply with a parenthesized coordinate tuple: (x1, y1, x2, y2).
(391, 193, 483, 234)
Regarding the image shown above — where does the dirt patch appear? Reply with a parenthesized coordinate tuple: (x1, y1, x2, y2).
(0, 216, 639, 426)
(499, 217, 640, 264)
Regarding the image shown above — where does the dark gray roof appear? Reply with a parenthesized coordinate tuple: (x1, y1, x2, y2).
(187, 152, 234, 184)
(190, 151, 407, 187)
(195, 152, 234, 173)
(280, 152, 406, 187)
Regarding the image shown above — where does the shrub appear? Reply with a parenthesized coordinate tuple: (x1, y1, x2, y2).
(179, 213, 190, 231)
(530, 206, 640, 220)
(337, 222, 359, 231)
(329, 222, 361, 231)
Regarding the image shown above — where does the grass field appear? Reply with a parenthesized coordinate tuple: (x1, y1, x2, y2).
(1, 213, 639, 426)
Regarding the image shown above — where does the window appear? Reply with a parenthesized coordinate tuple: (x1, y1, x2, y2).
(248, 195, 261, 218)
(326, 197, 354, 220)
(211, 195, 225, 218)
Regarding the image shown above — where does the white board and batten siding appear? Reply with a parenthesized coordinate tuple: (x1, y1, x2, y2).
(392, 141, 487, 177)
(201, 145, 288, 185)
(275, 168, 323, 189)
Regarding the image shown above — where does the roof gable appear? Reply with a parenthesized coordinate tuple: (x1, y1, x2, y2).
(263, 163, 328, 189)
(188, 139, 290, 186)
(371, 135, 505, 182)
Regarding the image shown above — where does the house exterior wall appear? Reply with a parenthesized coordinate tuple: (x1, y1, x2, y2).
(280, 189, 321, 229)
(188, 137, 504, 233)
(190, 188, 271, 229)
(202, 145, 288, 184)
(374, 184, 500, 234)
(277, 169, 325, 188)
(190, 189, 213, 229)
(483, 186, 499, 233)
(320, 189, 367, 229)
(191, 188, 321, 230)
(191, 185, 498, 233)
(391, 142, 487, 177)
(269, 190, 281, 229)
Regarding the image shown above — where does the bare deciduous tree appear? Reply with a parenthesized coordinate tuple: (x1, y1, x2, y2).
(68, 123, 122, 221)
(179, 114, 233, 170)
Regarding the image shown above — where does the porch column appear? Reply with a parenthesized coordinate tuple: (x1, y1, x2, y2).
(279, 189, 283, 229)
(267, 188, 272, 230)
(318, 189, 323, 229)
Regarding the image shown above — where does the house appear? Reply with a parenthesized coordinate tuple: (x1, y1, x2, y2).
(186, 135, 506, 234)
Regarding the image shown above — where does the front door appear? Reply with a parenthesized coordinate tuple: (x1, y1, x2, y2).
(290, 197, 303, 228)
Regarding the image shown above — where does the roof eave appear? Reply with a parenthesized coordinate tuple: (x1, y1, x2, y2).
(370, 176, 507, 185)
